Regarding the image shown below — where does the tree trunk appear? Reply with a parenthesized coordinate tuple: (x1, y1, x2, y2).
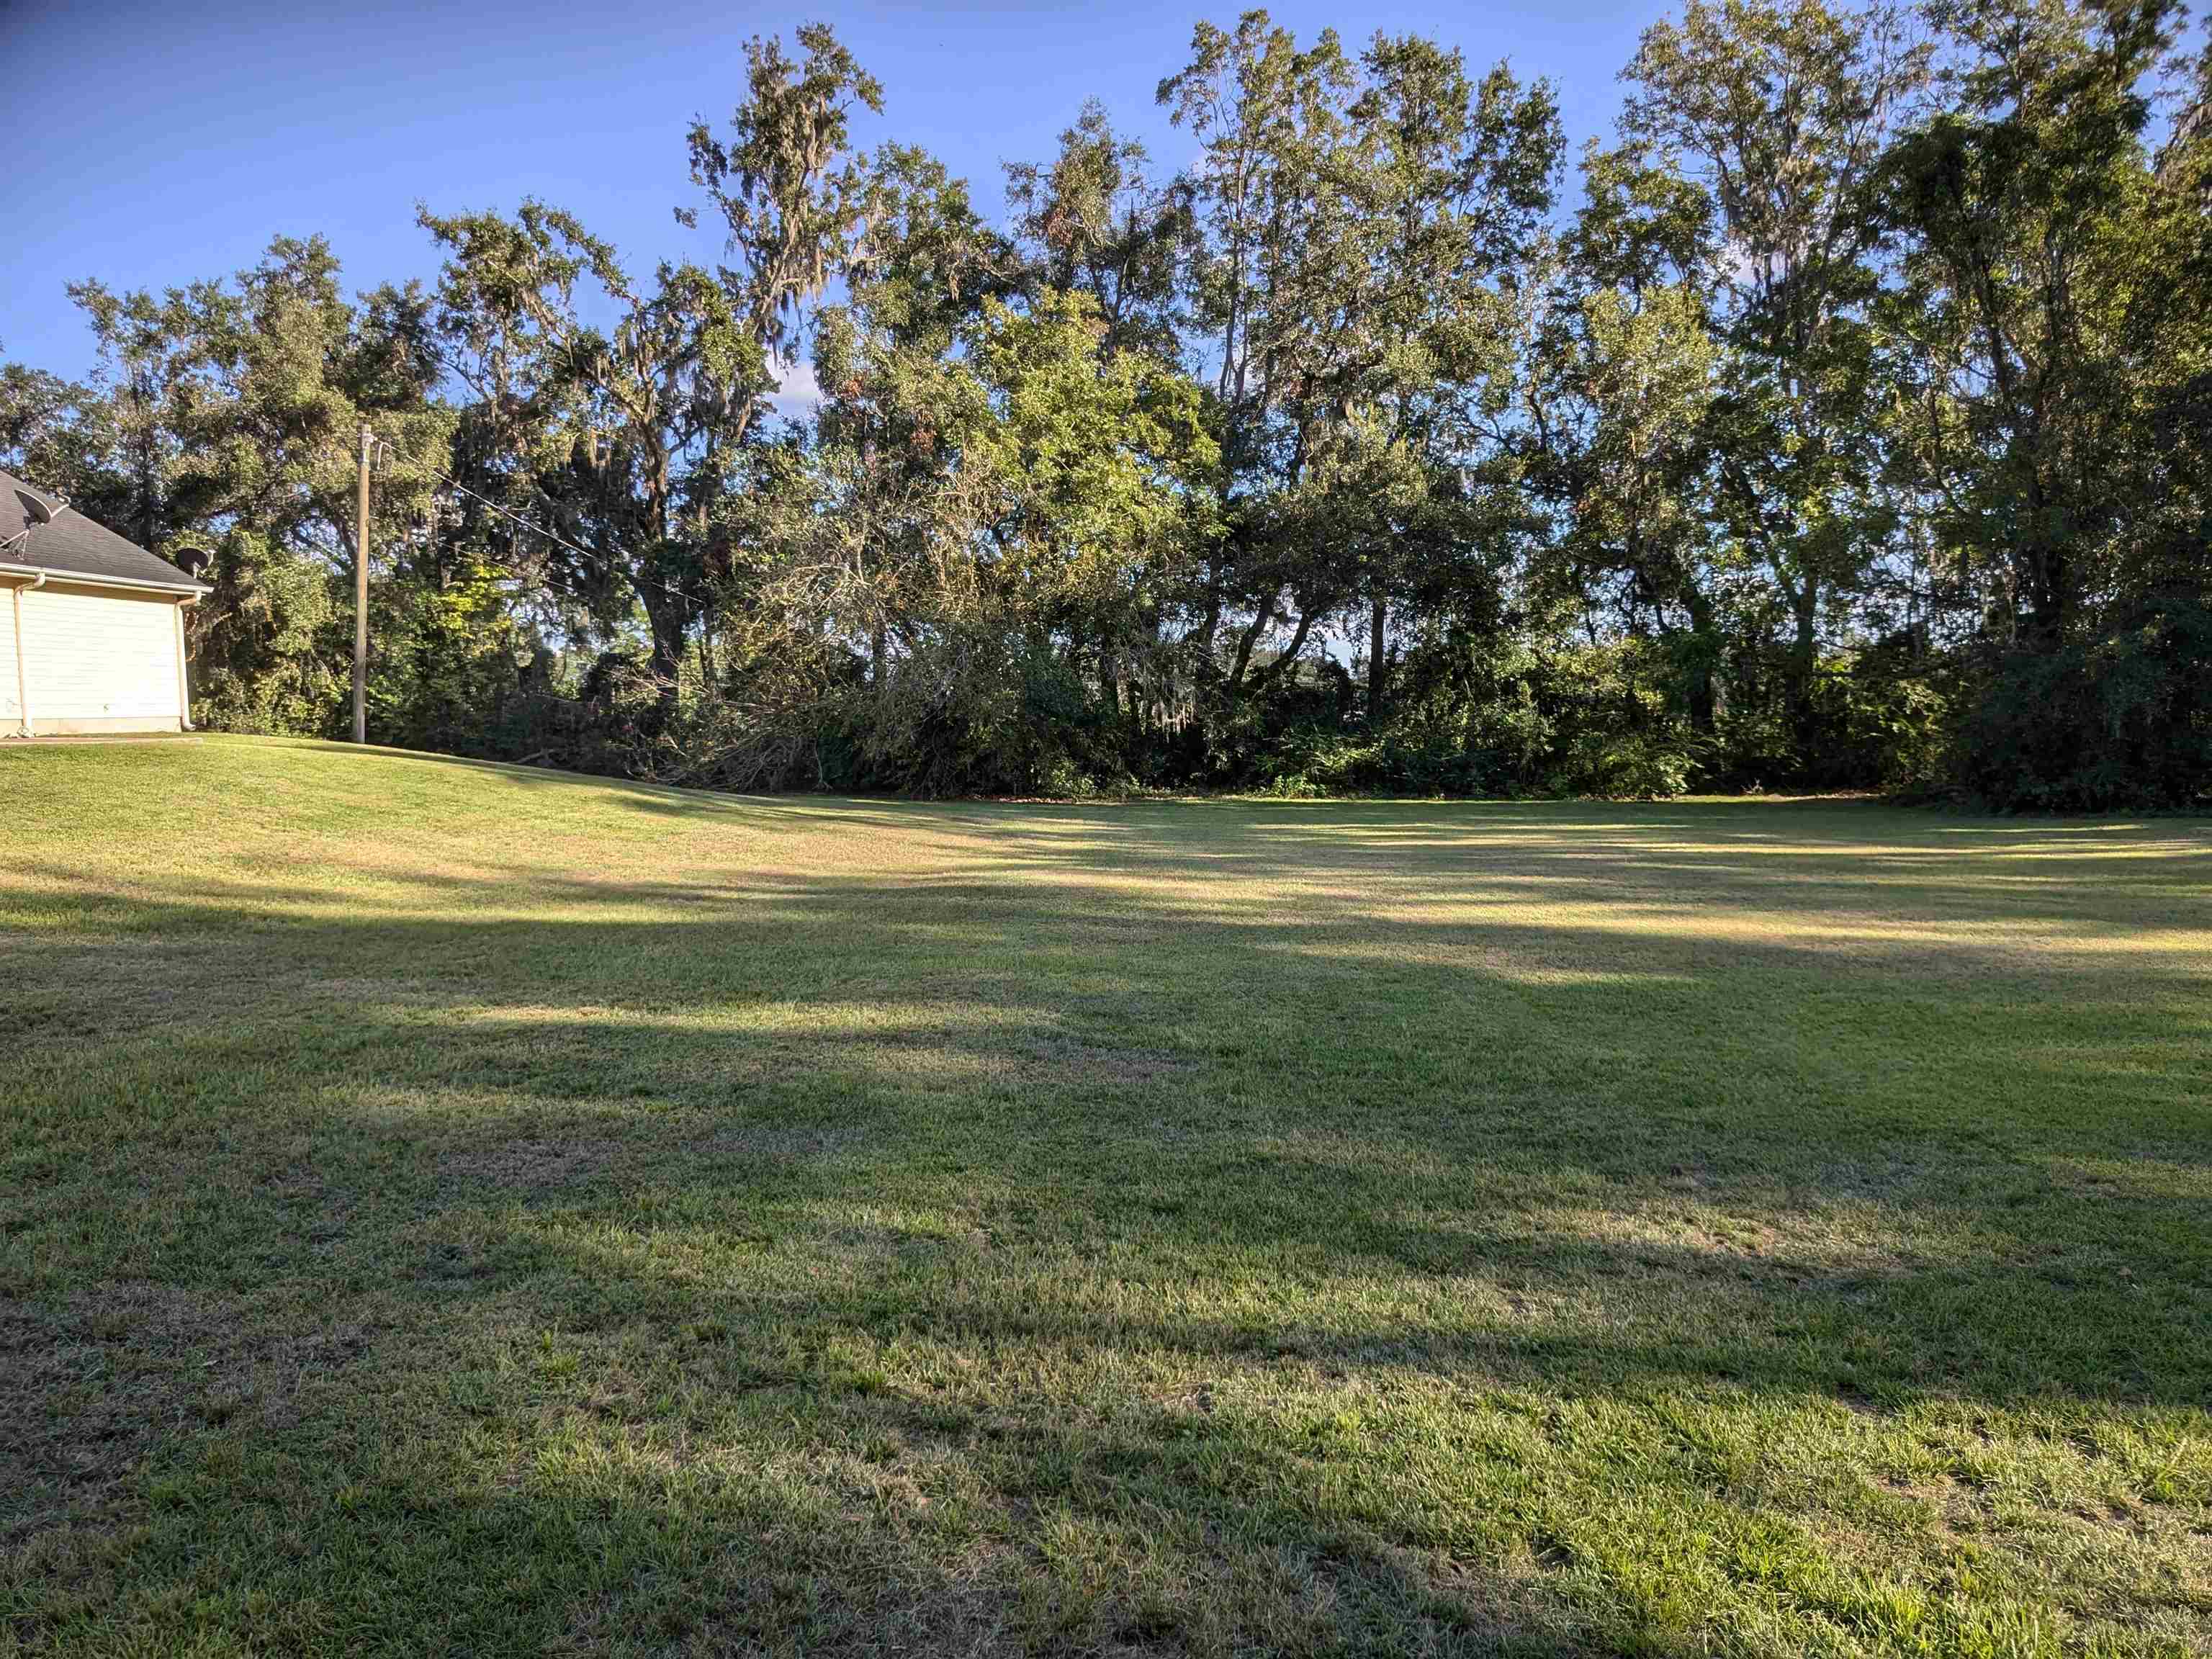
(1226, 590, 1278, 695)
(1366, 594, 1388, 725)
(1683, 588, 1719, 737)
(639, 584, 688, 722)
(1785, 580, 1820, 760)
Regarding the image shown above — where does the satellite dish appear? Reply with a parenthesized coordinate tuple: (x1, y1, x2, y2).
(172, 546, 212, 578)
(15, 490, 55, 526)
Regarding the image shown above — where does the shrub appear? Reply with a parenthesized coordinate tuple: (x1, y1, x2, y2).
(1545, 729, 1697, 799)
(1954, 600, 2212, 810)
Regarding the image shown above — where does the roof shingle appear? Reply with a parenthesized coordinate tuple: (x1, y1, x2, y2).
(0, 470, 207, 593)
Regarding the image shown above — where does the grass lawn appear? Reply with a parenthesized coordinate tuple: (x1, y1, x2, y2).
(3, 735, 2209, 1657)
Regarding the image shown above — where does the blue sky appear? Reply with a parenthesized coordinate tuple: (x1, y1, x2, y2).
(0, 0, 1665, 386)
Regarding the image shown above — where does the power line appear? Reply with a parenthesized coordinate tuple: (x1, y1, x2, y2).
(370, 433, 700, 609)
(377, 333, 713, 610)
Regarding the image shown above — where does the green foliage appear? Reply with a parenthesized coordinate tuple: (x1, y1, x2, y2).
(1957, 602, 2212, 810)
(368, 559, 550, 760)
(1, 1, 2203, 806)
(1551, 727, 1699, 798)
(189, 529, 341, 735)
(1254, 634, 1711, 799)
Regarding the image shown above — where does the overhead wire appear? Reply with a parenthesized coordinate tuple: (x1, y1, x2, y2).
(369, 431, 699, 610)
(370, 327, 703, 608)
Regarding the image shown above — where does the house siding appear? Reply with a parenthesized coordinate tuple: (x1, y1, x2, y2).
(13, 583, 185, 734)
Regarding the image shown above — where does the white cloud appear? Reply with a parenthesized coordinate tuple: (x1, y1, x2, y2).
(768, 355, 825, 418)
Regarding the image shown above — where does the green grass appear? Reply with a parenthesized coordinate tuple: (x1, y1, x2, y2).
(3, 735, 2208, 1658)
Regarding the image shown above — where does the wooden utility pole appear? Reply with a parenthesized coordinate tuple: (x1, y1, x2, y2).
(354, 423, 372, 744)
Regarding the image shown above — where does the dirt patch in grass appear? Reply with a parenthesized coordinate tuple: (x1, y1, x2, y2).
(1011, 1035, 1192, 1087)
(433, 1116, 863, 1200)
(0, 1293, 174, 1542)
(0, 932, 459, 1056)
(437, 1135, 626, 1197)
(0, 1283, 378, 1546)
(683, 1120, 867, 1166)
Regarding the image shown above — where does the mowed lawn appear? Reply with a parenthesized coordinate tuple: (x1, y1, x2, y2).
(3, 738, 2209, 1658)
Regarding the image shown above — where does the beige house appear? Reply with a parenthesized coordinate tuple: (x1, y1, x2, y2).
(1, 472, 209, 737)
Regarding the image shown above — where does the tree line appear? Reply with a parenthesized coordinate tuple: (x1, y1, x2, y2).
(4, 0, 2207, 806)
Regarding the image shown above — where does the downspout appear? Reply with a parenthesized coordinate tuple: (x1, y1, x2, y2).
(9, 572, 42, 738)
(174, 594, 198, 732)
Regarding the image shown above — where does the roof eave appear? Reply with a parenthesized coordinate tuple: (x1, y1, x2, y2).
(0, 560, 210, 598)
